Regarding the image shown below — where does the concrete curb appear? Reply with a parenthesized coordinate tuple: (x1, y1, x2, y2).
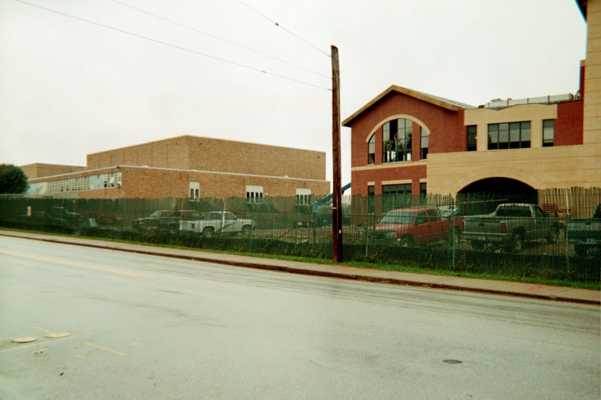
(1, 232, 599, 306)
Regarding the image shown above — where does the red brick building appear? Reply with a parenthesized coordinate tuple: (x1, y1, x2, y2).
(343, 85, 594, 200)
(24, 135, 330, 202)
(344, 0, 601, 202)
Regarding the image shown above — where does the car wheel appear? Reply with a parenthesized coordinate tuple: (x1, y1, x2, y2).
(399, 235, 415, 248)
(508, 233, 524, 253)
(574, 244, 588, 257)
(203, 227, 214, 239)
(471, 240, 484, 250)
(242, 225, 252, 235)
(546, 229, 559, 244)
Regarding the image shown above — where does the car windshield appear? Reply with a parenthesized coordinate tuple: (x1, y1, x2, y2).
(496, 206, 531, 217)
(149, 211, 163, 218)
(380, 210, 415, 224)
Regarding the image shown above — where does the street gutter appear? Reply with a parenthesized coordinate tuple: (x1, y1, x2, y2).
(1, 231, 598, 306)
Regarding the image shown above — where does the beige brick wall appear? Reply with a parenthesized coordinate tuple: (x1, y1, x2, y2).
(186, 136, 326, 180)
(464, 104, 557, 150)
(86, 135, 326, 180)
(584, 0, 601, 144)
(20, 163, 85, 179)
(86, 136, 190, 170)
(116, 167, 329, 199)
(427, 143, 601, 194)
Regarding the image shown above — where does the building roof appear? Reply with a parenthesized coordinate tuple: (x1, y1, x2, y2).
(21, 162, 84, 169)
(86, 134, 325, 157)
(342, 85, 473, 127)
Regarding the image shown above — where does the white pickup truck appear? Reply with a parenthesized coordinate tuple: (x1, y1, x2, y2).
(179, 211, 255, 238)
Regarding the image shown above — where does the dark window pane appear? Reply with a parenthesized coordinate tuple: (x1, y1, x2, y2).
(498, 123, 509, 149)
(543, 119, 554, 147)
(467, 125, 477, 151)
(488, 124, 499, 149)
(390, 119, 398, 136)
(420, 127, 429, 159)
(368, 134, 375, 164)
(383, 122, 390, 142)
(509, 122, 520, 148)
(521, 121, 531, 148)
(383, 119, 414, 162)
(405, 127, 412, 161)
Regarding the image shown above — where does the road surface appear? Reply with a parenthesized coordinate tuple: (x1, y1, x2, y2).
(0, 236, 599, 399)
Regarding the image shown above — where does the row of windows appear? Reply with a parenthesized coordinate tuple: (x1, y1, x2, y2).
(465, 119, 556, 151)
(28, 172, 123, 195)
(488, 121, 531, 149)
(367, 183, 427, 212)
(368, 118, 429, 164)
(368, 183, 427, 196)
(190, 183, 312, 206)
(368, 118, 558, 164)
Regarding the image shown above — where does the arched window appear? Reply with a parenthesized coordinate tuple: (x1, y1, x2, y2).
(383, 118, 412, 162)
(420, 126, 429, 159)
(367, 134, 375, 164)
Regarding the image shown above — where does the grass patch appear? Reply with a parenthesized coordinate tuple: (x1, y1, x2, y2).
(1, 226, 599, 291)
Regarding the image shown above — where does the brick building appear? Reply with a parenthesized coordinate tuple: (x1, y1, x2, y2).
(344, 0, 601, 202)
(24, 135, 330, 201)
(20, 163, 85, 179)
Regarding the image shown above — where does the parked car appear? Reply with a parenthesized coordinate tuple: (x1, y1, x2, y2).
(567, 203, 601, 257)
(180, 211, 255, 238)
(437, 205, 459, 218)
(463, 203, 561, 252)
(374, 207, 463, 247)
(132, 210, 203, 233)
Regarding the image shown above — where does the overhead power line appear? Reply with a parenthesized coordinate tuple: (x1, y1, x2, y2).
(234, 0, 331, 58)
(109, 0, 329, 80)
(12, 0, 331, 92)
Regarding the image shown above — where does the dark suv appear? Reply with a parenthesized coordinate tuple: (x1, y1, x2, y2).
(132, 210, 203, 233)
(568, 204, 601, 257)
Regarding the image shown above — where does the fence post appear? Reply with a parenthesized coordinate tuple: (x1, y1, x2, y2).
(451, 214, 456, 271)
(364, 214, 369, 258)
(565, 190, 571, 274)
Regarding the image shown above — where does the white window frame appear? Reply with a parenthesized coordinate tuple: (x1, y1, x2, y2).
(246, 185, 264, 204)
(296, 188, 312, 206)
(189, 181, 200, 200)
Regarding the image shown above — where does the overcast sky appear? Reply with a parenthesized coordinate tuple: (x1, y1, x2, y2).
(0, 0, 587, 186)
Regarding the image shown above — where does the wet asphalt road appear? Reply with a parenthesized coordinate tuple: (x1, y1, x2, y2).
(0, 236, 599, 400)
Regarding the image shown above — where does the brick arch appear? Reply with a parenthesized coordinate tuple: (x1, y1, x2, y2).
(365, 113, 430, 142)
(457, 176, 539, 209)
(458, 176, 538, 193)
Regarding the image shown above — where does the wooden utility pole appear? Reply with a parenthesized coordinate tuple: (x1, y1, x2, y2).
(331, 45, 343, 262)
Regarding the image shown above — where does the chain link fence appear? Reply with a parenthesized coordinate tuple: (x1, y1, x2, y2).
(0, 192, 599, 284)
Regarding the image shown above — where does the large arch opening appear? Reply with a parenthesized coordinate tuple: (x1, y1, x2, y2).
(457, 177, 538, 215)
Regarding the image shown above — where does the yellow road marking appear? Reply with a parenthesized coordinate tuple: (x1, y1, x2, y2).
(0, 249, 142, 279)
(0, 334, 74, 354)
(84, 341, 127, 357)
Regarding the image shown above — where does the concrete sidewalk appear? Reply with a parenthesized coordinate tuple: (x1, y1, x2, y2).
(1, 229, 598, 305)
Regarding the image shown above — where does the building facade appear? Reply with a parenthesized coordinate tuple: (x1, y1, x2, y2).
(25, 135, 330, 202)
(21, 163, 85, 179)
(344, 0, 601, 201)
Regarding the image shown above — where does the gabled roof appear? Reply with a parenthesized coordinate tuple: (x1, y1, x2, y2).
(342, 85, 473, 127)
